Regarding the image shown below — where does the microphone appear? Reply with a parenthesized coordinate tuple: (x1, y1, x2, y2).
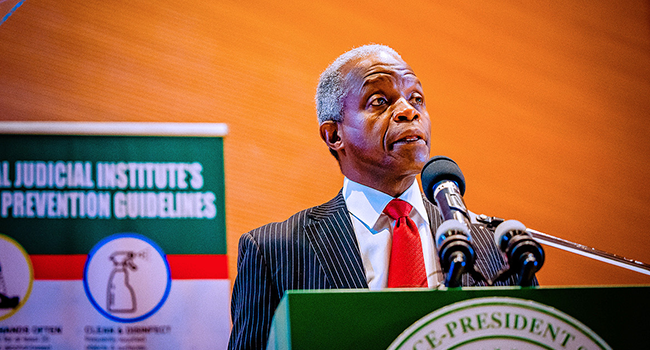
(422, 156, 486, 287)
(434, 219, 476, 287)
(421, 156, 471, 230)
(492, 220, 545, 286)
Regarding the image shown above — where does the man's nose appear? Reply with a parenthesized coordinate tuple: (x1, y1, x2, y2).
(393, 97, 419, 122)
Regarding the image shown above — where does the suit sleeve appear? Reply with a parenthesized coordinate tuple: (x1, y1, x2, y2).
(228, 232, 279, 350)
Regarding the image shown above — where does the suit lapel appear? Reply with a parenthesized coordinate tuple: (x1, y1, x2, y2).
(304, 192, 368, 289)
(423, 195, 442, 232)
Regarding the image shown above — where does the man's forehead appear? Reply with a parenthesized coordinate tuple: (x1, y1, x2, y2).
(342, 51, 417, 87)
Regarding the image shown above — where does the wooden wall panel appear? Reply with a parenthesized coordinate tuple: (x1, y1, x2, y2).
(1, 0, 649, 288)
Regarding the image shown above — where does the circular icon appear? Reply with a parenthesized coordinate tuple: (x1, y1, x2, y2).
(388, 296, 611, 350)
(83, 233, 171, 323)
(0, 233, 34, 321)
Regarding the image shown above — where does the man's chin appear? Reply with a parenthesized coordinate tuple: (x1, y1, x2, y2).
(386, 154, 429, 176)
(391, 146, 429, 166)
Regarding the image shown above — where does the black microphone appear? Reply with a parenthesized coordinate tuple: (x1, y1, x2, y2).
(433, 219, 476, 288)
(492, 220, 544, 286)
(421, 156, 471, 230)
(421, 156, 486, 287)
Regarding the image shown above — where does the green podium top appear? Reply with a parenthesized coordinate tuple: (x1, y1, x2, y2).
(268, 286, 649, 349)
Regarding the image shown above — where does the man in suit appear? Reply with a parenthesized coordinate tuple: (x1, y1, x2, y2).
(228, 44, 515, 350)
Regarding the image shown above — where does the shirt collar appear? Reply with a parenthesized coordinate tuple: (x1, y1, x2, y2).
(342, 177, 429, 229)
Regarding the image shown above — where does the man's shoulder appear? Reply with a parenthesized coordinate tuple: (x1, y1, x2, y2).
(245, 191, 347, 238)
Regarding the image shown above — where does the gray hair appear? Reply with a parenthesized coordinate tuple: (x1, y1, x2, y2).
(315, 44, 401, 124)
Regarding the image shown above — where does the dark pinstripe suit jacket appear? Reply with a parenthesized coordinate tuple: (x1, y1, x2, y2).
(228, 191, 516, 350)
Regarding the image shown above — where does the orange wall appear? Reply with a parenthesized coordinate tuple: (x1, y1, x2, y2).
(1, 0, 649, 286)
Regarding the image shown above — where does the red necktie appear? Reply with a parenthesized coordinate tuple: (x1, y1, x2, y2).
(384, 199, 427, 288)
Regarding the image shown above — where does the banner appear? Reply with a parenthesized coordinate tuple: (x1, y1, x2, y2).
(0, 122, 230, 350)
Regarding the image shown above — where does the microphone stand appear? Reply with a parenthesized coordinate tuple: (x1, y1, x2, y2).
(518, 253, 541, 286)
(476, 214, 650, 276)
(526, 228, 650, 276)
(442, 249, 489, 288)
(490, 243, 544, 287)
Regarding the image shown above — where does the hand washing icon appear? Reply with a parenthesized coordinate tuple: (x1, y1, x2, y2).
(0, 259, 20, 309)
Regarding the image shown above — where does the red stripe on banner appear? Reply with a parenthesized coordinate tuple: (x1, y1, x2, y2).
(30, 254, 228, 280)
(31, 254, 87, 280)
(167, 254, 229, 279)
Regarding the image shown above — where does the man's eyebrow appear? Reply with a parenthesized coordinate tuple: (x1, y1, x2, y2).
(361, 73, 394, 87)
(361, 72, 422, 90)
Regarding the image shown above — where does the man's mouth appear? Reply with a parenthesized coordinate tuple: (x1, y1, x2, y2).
(392, 135, 425, 147)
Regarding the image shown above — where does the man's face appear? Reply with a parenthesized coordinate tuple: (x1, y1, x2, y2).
(338, 51, 431, 182)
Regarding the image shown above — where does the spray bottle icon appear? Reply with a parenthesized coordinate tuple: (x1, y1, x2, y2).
(106, 250, 147, 313)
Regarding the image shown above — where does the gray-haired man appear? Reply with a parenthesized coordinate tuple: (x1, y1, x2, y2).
(228, 45, 512, 350)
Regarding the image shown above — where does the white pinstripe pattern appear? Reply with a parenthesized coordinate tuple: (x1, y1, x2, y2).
(228, 191, 528, 350)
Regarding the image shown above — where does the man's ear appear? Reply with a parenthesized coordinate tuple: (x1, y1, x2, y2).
(319, 121, 344, 152)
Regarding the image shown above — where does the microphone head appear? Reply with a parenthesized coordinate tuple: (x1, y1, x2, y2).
(494, 219, 527, 250)
(434, 219, 471, 248)
(421, 156, 466, 202)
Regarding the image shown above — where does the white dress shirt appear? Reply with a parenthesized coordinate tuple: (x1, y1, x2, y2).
(342, 177, 442, 290)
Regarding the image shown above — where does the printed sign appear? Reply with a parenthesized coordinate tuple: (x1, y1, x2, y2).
(0, 122, 230, 350)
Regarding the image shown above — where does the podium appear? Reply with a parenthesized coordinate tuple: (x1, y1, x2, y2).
(268, 286, 649, 349)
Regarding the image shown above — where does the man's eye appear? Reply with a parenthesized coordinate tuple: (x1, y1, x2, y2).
(411, 94, 424, 105)
(370, 97, 387, 107)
